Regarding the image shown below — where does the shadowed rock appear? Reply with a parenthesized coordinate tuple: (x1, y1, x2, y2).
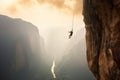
(83, 0, 120, 80)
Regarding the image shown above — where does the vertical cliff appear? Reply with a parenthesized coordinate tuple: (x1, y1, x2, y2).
(83, 0, 120, 80)
(0, 15, 51, 80)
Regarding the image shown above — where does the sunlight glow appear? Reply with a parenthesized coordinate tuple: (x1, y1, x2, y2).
(0, 0, 84, 62)
(1, 0, 16, 6)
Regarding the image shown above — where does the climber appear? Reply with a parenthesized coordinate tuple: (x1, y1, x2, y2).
(68, 9, 74, 39)
(68, 30, 73, 39)
(68, 13, 74, 39)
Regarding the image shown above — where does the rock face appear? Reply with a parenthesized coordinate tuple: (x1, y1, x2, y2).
(0, 15, 51, 80)
(83, 0, 120, 80)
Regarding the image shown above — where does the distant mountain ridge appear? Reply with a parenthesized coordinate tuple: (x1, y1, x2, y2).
(0, 15, 51, 80)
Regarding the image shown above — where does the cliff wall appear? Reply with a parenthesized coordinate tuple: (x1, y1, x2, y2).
(83, 0, 120, 80)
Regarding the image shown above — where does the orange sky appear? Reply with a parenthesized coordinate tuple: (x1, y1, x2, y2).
(0, 0, 82, 14)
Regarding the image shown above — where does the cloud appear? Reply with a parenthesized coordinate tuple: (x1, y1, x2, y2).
(6, 0, 82, 15)
(74, 0, 83, 14)
(6, 0, 35, 14)
(37, 0, 83, 15)
(7, 4, 18, 14)
(18, 0, 35, 7)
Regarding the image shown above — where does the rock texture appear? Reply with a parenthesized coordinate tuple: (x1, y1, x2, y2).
(0, 15, 51, 80)
(83, 0, 120, 80)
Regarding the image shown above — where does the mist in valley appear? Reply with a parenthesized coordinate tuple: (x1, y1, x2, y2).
(0, 0, 95, 79)
(43, 27, 95, 80)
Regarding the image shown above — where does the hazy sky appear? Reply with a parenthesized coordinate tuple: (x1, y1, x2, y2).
(0, 0, 84, 59)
